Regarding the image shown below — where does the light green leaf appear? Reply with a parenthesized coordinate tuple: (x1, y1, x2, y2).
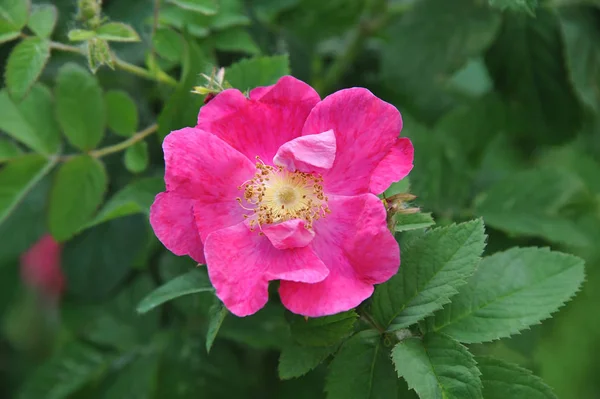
(289, 310, 357, 347)
(167, 0, 218, 14)
(206, 298, 228, 353)
(477, 357, 557, 399)
(55, 63, 106, 150)
(87, 177, 163, 228)
(395, 212, 435, 232)
(68, 28, 96, 41)
(0, 26, 20, 44)
(48, 155, 107, 241)
(27, 4, 57, 38)
(372, 220, 486, 331)
(213, 28, 260, 55)
(0, 84, 61, 155)
(430, 247, 585, 343)
(152, 27, 184, 62)
(105, 90, 138, 137)
(17, 342, 115, 399)
(0, 155, 54, 225)
(326, 330, 397, 399)
(137, 269, 214, 314)
(0, 138, 22, 162)
(226, 54, 290, 92)
(96, 22, 141, 42)
(392, 333, 482, 399)
(0, 0, 29, 30)
(5, 37, 50, 101)
(489, 0, 538, 14)
(279, 343, 336, 380)
(86, 37, 114, 73)
(124, 141, 148, 174)
(475, 168, 590, 246)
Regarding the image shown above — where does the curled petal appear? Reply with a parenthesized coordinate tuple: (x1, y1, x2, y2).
(262, 219, 315, 249)
(370, 137, 414, 195)
(273, 129, 336, 172)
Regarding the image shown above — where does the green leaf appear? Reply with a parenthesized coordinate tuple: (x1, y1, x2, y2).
(477, 357, 557, 399)
(105, 90, 138, 137)
(0, 138, 22, 162)
(68, 29, 96, 41)
(226, 55, 290, 91)
(27, 4, 57, 38)
(167, 0, 218, 14)
(86, 37, 114, 73)
(48, 155, 107, 241)
(289, 310, 357, 347)
(279, 344, 336, 380)
(429, 247, 585, 343)
(0, 84, 61, 155)
(212, 28, 260, 55)
(559, 8, 600, 113)
(326, 330, 397, 399)
(103, 351, 160, 399)
(17, 342, 115, 399)
(0, 155, 54, 225)
(372, 220, 486, 331)
(206, 298, 228, 353)
(489, 0, 538, 14)
(55, 63, 106, 150)
(124, 141, 148, 174)
(137, 269, 214, 314)
(87, 177, 163, 227)
(0, 25, 20, 44)
(95, 22, 141, 42)
(485, 9, 582, 144)
(391, 333, 482, 399)
(0, 0, 29, 31)
(474, 168, 590, 246)
(152, 27, 184, 62)
(5, 37, 50, 101)
(394, 212, 435, 232)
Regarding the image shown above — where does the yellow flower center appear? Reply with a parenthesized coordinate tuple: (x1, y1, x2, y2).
(236, 158, 330, 230)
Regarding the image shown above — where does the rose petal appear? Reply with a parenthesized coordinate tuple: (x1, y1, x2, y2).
(369, 137, 414, 194)
(262, 219, 315, 249)
(273, 129, 336, 172)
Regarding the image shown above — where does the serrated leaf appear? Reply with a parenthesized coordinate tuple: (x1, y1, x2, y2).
(0, 138, 22, 162)
(48, 155, 107, 241)
(86, 37, 114, 73)
(105, 90, 138, 137)
(0, 0, 29, 31)
(206, 298, 228, 353)
(167, 0, 218, 14)
(0, 155, 54, 225)
(5, 37, 50, 101)
(489, 0, 538, 13)
(372, 220, 486, 331)
(87, 177, 163, 228)
(55, 63, 106, 150)
(477, 357, 557, 399)
(96, 22, 140, 42)
(392, 333, 482, 399)
(68, 29, 95, 41)
(395, 212, 435, 232)
(289, 310, 357, 347)
(226, 55, 290, 91)
(17, 342, 115, 399)
(213, 28, 260, 55)
(326, 330, 397, 399)
(429, 247, 585, 343)
(279, 343, 336, 380)
(0, 84, 61, 155)
(475, 168, 590, 246)
(137, 269, 214, 313)
(124, 141, 148, 174)
(27, 4, 57, 38)
(152, 27, 184, 62)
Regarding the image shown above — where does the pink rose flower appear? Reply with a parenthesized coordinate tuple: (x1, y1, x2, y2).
(150, 76, 413, 317)
(20, 235, 65, 301)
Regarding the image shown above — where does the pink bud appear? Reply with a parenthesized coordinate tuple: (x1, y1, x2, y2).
(20, 235, 65, 300)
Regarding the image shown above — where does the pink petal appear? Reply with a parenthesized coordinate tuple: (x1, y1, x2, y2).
(262, 219, 315, 249)
(204, 222, 329, 317)
(279, 194, 399, 317)
(302, 88, 403, 195)
(197, 76, 320, 162)
(370, 137, 414, 194)
(273, 129, 336, 172)
(150, 192, 205, 263)
(20, 235, 65, 299)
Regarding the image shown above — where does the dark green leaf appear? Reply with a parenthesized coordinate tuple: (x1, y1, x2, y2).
(279, 344, 336, 380)
(290, 310, 357, 347)
(152, 27, 184, 62)
(226, 55, 290, 91)
(124, 141, 148, 174)
(477, 357, 557, 399)
(326, 330, 397, 399)
(27, 4, 57, 38)
(212, 28, 260, 54)
(95, 22, 140, 42)
(489, 0, 538, 14)
(55, 63, 106, 150)
(137, 269, 213, 313)
(391, 333, 482, 399)
(429, 247, 585, 343)
(5, 37, 50, 101)
(206, 298, 228, 353)
(105, 90, 138, 137)
(167, 0, 218, 14)
(372, 220, 486, 331)
(103, 351, 160, 399)
(48, 155, 107, 241)
(0, 138, 22, 162)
